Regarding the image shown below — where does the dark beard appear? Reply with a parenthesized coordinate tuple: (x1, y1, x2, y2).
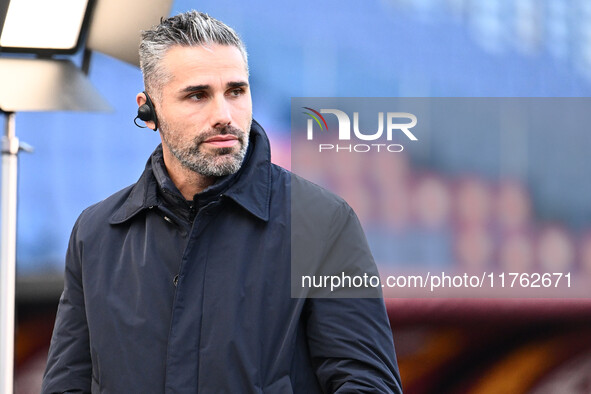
(161, 122, 250, 177)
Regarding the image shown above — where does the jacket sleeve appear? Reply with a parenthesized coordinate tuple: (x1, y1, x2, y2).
(41, 218, 92, 393)
(304, 203, 403, 393)
(305, 298, 402, 393)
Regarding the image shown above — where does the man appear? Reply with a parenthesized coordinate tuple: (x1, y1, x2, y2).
(42, 11, 402, 393)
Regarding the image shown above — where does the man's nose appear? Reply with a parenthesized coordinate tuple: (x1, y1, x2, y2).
(210, 95, 232, 129)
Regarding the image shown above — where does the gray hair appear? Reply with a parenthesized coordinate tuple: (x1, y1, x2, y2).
(139, 10, 248, 96)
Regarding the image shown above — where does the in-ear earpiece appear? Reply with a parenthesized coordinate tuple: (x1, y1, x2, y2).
(134, 91, 159, 131)
(137, 104, 152, 121)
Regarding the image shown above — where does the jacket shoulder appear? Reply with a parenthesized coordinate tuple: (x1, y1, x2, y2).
(270, 164, 356, 237)
(284, 166, 381, 297)
(271, 164, 351, 215)
(75, 183, 136, 232)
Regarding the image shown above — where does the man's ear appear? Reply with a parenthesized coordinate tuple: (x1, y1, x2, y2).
(135, 92, 157, 131)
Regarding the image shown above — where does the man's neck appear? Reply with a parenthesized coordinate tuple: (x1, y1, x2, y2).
(162, 150, 215, 200)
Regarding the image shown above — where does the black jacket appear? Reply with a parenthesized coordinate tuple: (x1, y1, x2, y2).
(42, 120, 402, 393)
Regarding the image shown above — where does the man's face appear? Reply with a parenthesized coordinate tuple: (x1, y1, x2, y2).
(156, 44, 252, 177)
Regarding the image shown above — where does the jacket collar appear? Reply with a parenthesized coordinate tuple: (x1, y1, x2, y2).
(109, 119, 272, 224)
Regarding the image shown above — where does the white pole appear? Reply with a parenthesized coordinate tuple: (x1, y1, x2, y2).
(1, 112, 18, 394)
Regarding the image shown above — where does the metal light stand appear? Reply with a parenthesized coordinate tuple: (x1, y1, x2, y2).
(1, 112, 18, 394)
(0, 56, 111, 393)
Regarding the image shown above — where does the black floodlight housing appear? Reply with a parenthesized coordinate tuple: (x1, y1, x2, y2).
(0, 0, 94, 56)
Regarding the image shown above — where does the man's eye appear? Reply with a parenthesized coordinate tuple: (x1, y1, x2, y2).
(189, 92, 206, 100)
(229, 88, 244, 96)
